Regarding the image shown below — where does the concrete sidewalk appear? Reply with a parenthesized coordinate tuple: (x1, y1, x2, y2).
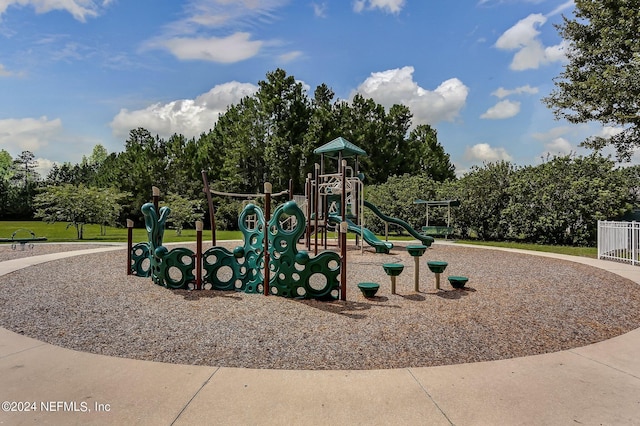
(1, 245, 639, 425)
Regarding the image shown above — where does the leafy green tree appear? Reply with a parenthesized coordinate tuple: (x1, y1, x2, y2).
(33, 184, 128, 239)
(11, 150, 39, 188)
(46, 162, 97, 186)
(160, 193, 203, 236)
(303, 84, 338, 172)
(0, 150, 12, 180)
(162, 134, 201, 199)
(543, 0, 640, 160)
(451, 161, 516, 240)
(364, 174, 442, 234)
(111, 128, 170, 220)
(333, 94, 391, 183)
(96, 151, 130, 186)
(0, 150, 12, 218)
(503, 154, 633, 245)
(621, 165, 640, 206)
(258, 68, 312, 192)
(215, 97, 268, 193)
(406, 124, 456, 181)
(10, 150, 40, 218)
(84, 144, 108, 166)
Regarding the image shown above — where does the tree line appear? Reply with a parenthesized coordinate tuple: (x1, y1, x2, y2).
(0, 68, 455, 233)
(365, 155, 639, 246)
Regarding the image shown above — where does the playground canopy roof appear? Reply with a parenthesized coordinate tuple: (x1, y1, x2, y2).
(313, 137, 367, 158)
(414, 199, 461, 207)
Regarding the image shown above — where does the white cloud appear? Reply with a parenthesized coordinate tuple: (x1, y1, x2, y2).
(34, 157, 58, 178)
(0, 116, 62, 154)
(110, 81, 259, 140)
(543, 137, 572, 156)
(546, 1, 574, 18)
(0, 0, 112, 22)
(312, 2, 327, 18)
(465, 143, 512, 162)
(532, 126, 571, 142)
(354, 66, 468, 125)
(598, 125, 625, 139)
(154, 33, 263, 63)
(145, 1, 291, 63)
(496, 13, 546, 49)
(174, 0, 288, 31)
(279, 50, 302, 63)
(533, 124, 631, 161)
(491, 85, 538, 98)
(353, 0, 405, 14)
(480, 99, 520, 119)
(495, 13, 567, 70)
(0, 64, 12, 76)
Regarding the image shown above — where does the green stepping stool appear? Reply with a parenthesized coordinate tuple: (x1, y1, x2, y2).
(382, 263, 404, 294)
(358, 282, 380, 298)
(448, 276, 469, 289)
(426, 261, 448, 290)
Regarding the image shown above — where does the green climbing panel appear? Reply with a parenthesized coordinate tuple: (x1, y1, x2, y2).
(134, 200, 341, 299)
(203, 203, 265, 292)
(140, 202, 196, 289)
(267, 201, 340, 299)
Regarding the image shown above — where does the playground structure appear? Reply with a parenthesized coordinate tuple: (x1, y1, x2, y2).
(129, 137, 458, 300)
(304, 137, 434, 255)
(130, 183, 348, 301)
(201, 137, 433, 255)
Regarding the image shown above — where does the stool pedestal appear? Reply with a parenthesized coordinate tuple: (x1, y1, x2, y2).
(382, 263, 404, 294)
(426, 261, 448, 290)
(406, 245, 427, 292)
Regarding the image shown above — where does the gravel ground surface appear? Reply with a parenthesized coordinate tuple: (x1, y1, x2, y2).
(1, 241, 639, 370)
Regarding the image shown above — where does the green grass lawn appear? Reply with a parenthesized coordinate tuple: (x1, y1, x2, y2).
(0, 221, 598, 258)
(0, 221, 241, 244)
(455, 239, 597, 258)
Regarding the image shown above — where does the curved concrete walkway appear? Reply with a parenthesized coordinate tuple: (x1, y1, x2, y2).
(0, 244, 639, 425)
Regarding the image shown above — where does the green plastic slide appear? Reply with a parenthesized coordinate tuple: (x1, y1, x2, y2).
(327, 215, 393, 254)
(363, 201, 434, 246)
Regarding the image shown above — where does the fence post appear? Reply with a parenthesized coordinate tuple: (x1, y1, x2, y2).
(633, 221, 638, 266)
(598, 220, 639, 266)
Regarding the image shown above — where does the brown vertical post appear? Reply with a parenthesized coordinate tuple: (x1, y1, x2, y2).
(201, 170, 216, 246)
(341, 159, 347, 229)
(323, 192, 328, 250)
(196, 220, 203, 290)
(263, 182, 272, 296)
(314, 163, 320, 256)
(305, 175, 311, 250)
(340, 221, 347, 301)
(288, 179, 293, 201)
(340, 159, 347, 301)
(126, 219, 134, 275)
(152, 186, 160, 211)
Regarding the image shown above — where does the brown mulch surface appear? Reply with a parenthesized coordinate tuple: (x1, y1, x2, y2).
(1, 241, 639, 370)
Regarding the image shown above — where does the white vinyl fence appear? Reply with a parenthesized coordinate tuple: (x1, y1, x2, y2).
(597, 221, 639, 266)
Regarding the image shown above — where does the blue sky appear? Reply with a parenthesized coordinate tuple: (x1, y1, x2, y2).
(0, 0, 635, 177)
